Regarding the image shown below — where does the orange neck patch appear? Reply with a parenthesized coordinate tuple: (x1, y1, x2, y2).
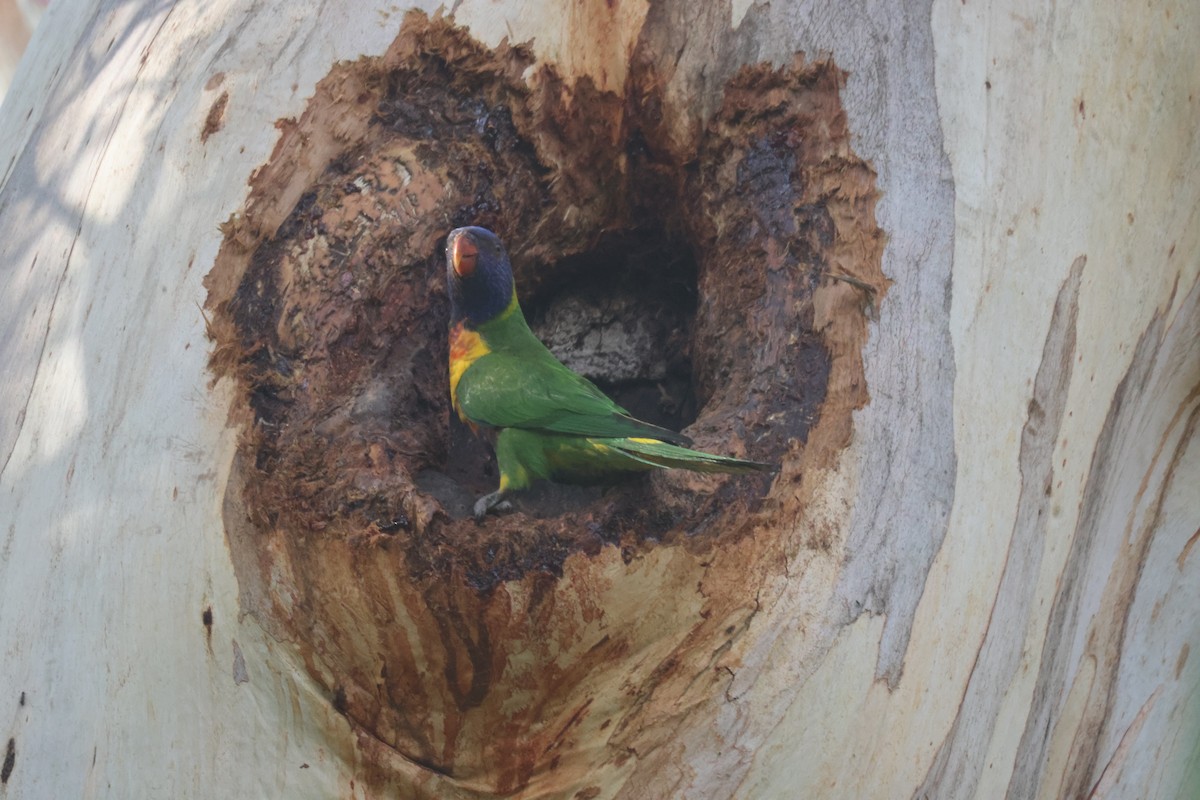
(448, 321, 491, 420)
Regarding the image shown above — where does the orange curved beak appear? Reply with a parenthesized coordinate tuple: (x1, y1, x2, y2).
(451, 233, 478, 277)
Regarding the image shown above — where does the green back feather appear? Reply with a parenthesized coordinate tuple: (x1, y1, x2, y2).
(457, 308, 692, 445)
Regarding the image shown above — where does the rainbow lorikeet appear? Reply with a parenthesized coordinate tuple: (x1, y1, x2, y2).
(446, 226, 773, 520)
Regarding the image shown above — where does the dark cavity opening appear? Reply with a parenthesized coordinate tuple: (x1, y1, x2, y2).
(527, 229, 699, 432)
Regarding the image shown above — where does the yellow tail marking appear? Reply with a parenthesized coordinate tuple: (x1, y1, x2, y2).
(628, 437, 664, 444)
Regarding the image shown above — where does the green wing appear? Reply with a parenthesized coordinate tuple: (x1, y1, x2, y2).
(457, 350, 692, 445)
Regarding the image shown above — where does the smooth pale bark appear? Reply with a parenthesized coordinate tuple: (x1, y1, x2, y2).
(0, 1, 1196, 799)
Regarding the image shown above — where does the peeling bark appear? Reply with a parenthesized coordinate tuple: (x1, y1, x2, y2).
(918, 254, 1085, 798)
(1010, 278, 1200, 800)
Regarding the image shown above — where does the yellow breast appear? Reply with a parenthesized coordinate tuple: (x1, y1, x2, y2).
(448, 322, 491, 421)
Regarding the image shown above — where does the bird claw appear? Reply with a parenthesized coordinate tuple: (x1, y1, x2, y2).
(473, 492, 511, 522)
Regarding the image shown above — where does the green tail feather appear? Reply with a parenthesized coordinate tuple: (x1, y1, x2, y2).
(609, 437, 775, 475)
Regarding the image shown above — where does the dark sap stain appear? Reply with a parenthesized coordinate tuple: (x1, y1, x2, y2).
(202, 606, 214, 652)
(1, 737, 14, 784)
(201, 90, 229, 143)
(332, 686, 348, 715)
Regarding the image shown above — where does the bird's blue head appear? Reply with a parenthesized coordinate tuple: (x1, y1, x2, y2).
(446, 226, 517, 327)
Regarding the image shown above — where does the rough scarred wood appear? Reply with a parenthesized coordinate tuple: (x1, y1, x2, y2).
(205, 14, 882, 795)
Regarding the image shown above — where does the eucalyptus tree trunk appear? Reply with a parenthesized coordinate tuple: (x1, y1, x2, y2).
(0, 1, 1196, 799)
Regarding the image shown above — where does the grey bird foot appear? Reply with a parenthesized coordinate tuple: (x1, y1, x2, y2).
(473, 491, 512, 522)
